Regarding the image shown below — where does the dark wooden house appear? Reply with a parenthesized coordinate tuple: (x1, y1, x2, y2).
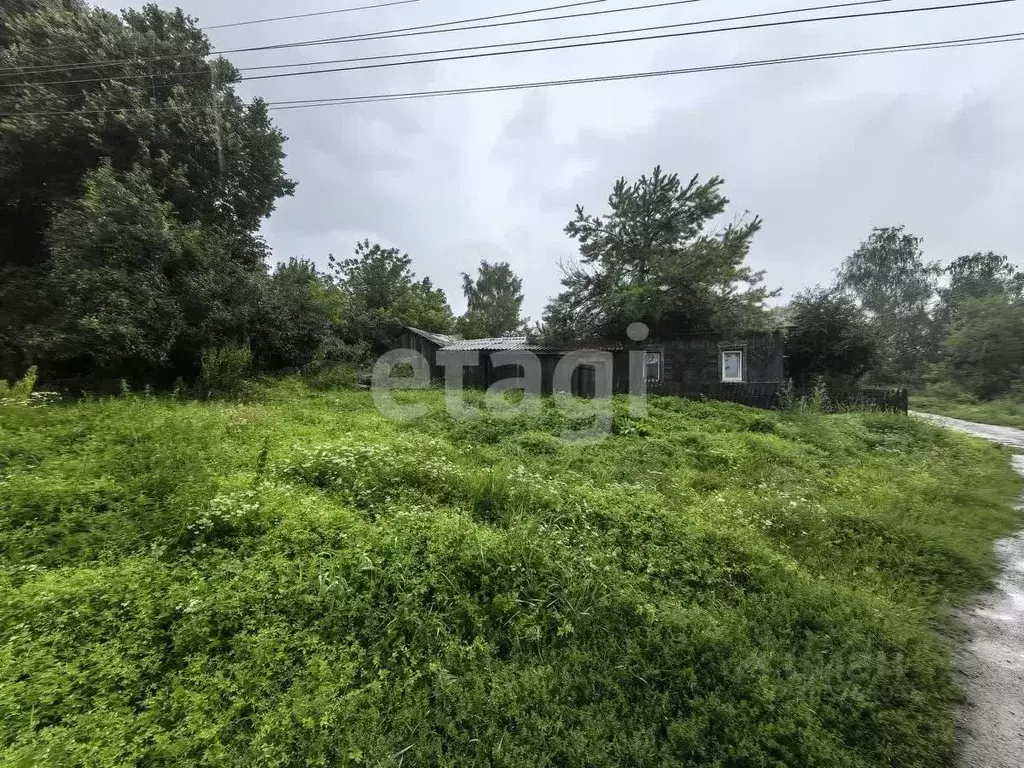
(391, 327, 463, 380)
(634, 332, 787, 405)
(393, 327, 787, 406)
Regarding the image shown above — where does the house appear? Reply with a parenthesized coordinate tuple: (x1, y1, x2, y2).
(392, 327, 463, 380)
(393, 327, 787, 406)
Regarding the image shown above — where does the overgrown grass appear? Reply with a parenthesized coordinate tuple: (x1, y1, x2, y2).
(0, 382, 1020, 767)
(911, 394, 1024, 429)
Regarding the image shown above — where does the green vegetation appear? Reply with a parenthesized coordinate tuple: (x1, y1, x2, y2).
(542, 167, 775, 344)
(911, 394, 1024, 430)
(1, 385, 1020, 766)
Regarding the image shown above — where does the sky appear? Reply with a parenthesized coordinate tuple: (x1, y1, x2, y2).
(94, 0, 1024, 319)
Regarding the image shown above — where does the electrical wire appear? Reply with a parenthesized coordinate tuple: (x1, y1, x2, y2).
(5, 0, 426, 60)
(0, 0, 898, 89)
(1, 32, 1020, 118)
(0, 0, 1011, 92)
(205, 0, 422, 30)
(270, 32, 1024, 109)
(0, 0, 709, 75)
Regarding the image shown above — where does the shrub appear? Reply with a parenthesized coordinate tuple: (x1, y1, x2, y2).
(199, 343, 252, 399)
(303, 363, 358, 391)
(0, 366, 38, 405)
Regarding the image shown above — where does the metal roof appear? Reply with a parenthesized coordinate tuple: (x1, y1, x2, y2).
(402, 326, 635, 354)
(405, 327, 463, 347)
(440, 337, 628, 353)
(441, 336, 537, 352)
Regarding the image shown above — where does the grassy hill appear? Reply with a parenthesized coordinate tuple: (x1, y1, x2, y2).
(1, 383, 1020, 767)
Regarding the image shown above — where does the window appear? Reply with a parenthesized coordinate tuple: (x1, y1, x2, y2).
(645, 352, 663, 382)
(721, 350, 744, 383)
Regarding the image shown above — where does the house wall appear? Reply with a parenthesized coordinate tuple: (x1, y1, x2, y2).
(458, 352, 602, 397)
(391, 331, 443, 380)
(465, 353, 564, 395)
(401, 331, 786, 400)
(658, 332, 786, 389)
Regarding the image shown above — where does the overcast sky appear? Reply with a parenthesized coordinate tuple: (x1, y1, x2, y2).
(95, 0, 1024, 319)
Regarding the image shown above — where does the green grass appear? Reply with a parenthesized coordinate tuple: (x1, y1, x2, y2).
(911, 394, 1024, 430)
(0, 382, 1020, 767)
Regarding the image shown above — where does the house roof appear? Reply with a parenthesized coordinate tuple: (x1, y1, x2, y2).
(405, 327, 463, 347)
(404, 326, 723, 354)
(441, 336, 538, 352)
(440, 337, 629, 353)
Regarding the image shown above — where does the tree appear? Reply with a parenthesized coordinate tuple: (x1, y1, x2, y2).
(457, 261, 525, 338)
(32, 163, 273, 385)
(0, 0, 84, 46)
(836, 226, 940, 385)
(252, 259, 344, 372)
(933, 252, 1024, 339)
(41, 163, 185, 380)
(785, 287, 878, 386)
(935, 295, 1024, 399)
(0, 1, 294, 381)
(329, 241, 454, 353)
(540, 167, 775, 343)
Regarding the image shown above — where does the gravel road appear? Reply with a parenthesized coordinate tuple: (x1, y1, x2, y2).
(913, 412, 1024, 768)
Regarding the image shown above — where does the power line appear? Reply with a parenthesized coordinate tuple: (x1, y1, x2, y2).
(0, 0, 893, 89)
(1, 32, 1020, 118)
(241, 0, 1019, 80)
(0, 0, 1010, 93)
(224, 0, 705, 54)
(7, 0, 425, 60)
(205, 0, 422, 30)
(0, 0, 709, 76)
(269, 33, 1024, 109)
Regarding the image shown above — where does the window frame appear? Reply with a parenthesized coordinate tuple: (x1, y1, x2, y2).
(644, 351, 663, 382)
(720, 349, 745, 383)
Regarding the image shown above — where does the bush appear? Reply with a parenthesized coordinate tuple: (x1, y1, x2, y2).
(786, 287, 878, 384)
(199, 344, 252, 399)
(0, 366, 38, 405)
(303, 364, 358, 391)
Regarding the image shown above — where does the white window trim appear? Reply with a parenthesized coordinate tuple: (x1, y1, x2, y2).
(721, 350, 745, 383)
(645, 352, 663, 382)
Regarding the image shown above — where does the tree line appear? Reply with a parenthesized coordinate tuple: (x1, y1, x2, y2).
(2, 1, 1021, 401)
(789, 229, 1024, 399)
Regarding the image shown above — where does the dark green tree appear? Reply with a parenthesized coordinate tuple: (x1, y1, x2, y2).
(540, 167, 774, 343)
(329, 241, 454, 353)
(253, 259, 343, 372)
(836, 226, 940, 385)
(457, 261, 526, 338)
(0, 0, 84, 46)
(0, 1, 294, 381)
(41, 163, 184, 379)
(935, 295, 1024, 399)
(933, 252, 1024, 338)
(785, 287, 878, 387)
(33, 162, 273, 385)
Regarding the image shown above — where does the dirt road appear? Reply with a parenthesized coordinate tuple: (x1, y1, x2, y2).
(913, 412, 1024, 768)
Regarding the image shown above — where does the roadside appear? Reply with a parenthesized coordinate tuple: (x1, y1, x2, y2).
(913, 411, 1024, 450)
(914, 412, 1024, 768)
(912, 396, 1024, 431)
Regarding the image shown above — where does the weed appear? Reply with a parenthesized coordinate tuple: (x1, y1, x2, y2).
(200, 343, 253, 399)
(0, 381, 1019, 766)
